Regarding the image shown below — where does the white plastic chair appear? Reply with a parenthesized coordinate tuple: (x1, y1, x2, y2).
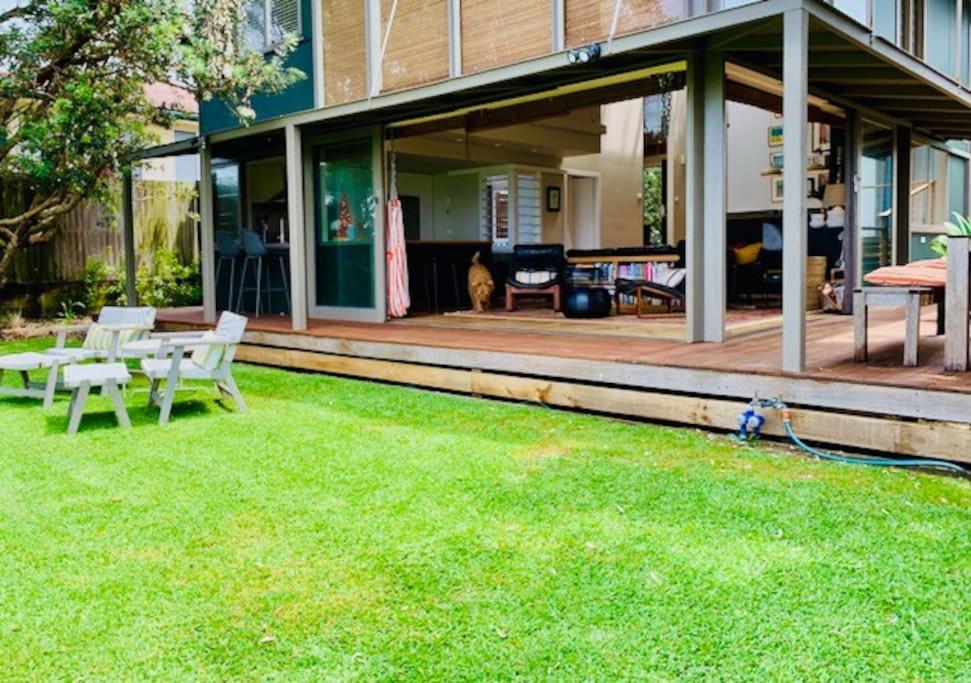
(140, 312, 248, 425)
(49, 306, 157, 363)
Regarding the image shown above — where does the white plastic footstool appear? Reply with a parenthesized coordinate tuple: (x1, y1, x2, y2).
(0, 351, 81, 408)
(63, 363, 132, 435)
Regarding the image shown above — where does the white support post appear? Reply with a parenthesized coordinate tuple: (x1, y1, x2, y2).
(552, 0, 565, 52)
(199, 141, 217, 323)
(685, 51, 706, 343)
(703, 50, 726, 343)
(286, 124, 308, 331)
(365, 0, 383, 97)
(449, 0, 463, 76)
(782, 9, 809, 373)
(311, 0, 324, 107)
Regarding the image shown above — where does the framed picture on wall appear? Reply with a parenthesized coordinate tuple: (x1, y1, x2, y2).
(546, 186, 561, 212)
(771, 176, 784, 203)
(769, 152, 784, 171)
(768, 125, 784, 147)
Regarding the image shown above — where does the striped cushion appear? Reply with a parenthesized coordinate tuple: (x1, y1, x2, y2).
(190, 332, 225, 371)
(82, 324, 141, 352)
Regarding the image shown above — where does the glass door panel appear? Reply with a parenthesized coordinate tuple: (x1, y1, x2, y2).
(858, 123, 894, 277)
(312, 138, 377, 310)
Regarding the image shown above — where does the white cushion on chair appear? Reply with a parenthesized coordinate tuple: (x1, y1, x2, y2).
(514, 270, 557, 286)
(190, 332, 225, 371)
(141, 358, 214, 381)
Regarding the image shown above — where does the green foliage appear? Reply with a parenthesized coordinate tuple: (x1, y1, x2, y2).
(133, 250, 201, 308)
(0, 0, 304, 285)
(0, 336, 968, 680)
(929, 212, 971, 256)
(643, 166, 664, 245)
(80, 249, 200, 310)
(81, 256, 115, 314)
(55, 299, 85, 323)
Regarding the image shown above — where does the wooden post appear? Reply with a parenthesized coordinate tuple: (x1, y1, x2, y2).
(945, 235, 970, 371)
(199, 141, 217, 323)
(286, 124, 308, 331)
(703, 49, 726, 343)
(685, 50, 706, 343)
(782, 9, 809, 373)
(120, 170, 137, 306)
(894, 125, 912, 265)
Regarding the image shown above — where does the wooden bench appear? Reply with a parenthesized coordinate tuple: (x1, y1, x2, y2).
(854, 286, 933, 367)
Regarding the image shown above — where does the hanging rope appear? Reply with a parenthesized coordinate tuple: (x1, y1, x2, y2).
(370, 0, 399, 99)
(606, 0, 623, 54)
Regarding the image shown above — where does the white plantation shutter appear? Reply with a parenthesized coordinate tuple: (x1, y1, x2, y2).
(244, 0, 301, 51)
(270, 0, 301, 45)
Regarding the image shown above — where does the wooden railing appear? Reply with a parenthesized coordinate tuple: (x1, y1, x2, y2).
(945, 235, 971, 371)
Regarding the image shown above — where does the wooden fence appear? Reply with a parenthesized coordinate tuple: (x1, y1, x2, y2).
(8, 180, 199, 285)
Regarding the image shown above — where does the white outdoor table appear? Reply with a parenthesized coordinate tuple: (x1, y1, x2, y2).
(0, 351, 86, 408)
(62, 363, 132, 435)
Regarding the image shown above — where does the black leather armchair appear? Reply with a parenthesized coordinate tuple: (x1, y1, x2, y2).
(506, 244, 565, 289)
(505, 243, 566, 311)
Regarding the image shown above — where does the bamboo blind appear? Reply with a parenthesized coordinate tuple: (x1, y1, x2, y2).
(381, 0, 449, 93)
(460, 0, 552, 74)
(565, 0, 685, 47)
(323, 0, 368, 105)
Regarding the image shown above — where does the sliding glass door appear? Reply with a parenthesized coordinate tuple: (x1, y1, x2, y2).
(858, 122, 894, 277)
(306, 128, 385, 321)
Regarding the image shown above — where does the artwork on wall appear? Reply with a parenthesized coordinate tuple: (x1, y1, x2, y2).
(769, 152, 784, 171)
(768, 125, 784, 147)
(546, 185, 561, 212)
(771, 176, 784, 203)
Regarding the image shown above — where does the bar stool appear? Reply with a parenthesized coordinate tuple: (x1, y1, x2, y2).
(215, 231, 240, 311)
(236, 229, 290, 317)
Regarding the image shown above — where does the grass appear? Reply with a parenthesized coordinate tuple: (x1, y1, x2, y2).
(0, 336, 969, 681)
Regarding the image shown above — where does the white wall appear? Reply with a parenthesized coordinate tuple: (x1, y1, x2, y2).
(563, 100, 644, 248)
(726, 102, 777, 214)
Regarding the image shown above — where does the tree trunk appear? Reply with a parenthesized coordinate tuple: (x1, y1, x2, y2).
(0, 233, 20, 289)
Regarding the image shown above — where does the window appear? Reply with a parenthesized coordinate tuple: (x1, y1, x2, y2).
(831, 0, 869, 25)
(243, 0, 301, 52)
(926, 0, 957, 75)
(486, 176, 510, 246)
(911, 145, 947, 228)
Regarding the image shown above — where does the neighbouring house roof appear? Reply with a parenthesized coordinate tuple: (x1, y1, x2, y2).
(145, 82, 198, 118)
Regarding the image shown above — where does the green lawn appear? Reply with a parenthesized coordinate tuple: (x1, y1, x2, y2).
(0, 337, 969, 681)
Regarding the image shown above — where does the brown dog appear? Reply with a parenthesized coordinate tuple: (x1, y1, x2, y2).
(468, 251, 495, 313)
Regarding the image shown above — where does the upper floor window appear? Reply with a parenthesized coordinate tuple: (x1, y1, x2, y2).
(243, 0, 301, 53)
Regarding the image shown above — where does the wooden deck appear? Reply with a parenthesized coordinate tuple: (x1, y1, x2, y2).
(157, 306, 971, 462)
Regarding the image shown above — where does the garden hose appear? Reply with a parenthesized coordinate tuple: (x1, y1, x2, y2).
(743, 398, 968, 475)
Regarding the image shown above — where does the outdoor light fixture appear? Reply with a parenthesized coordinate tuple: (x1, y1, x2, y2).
(567, 44, 601, 65)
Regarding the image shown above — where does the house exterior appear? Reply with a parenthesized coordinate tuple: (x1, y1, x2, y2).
(138, 0, 971, 460)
